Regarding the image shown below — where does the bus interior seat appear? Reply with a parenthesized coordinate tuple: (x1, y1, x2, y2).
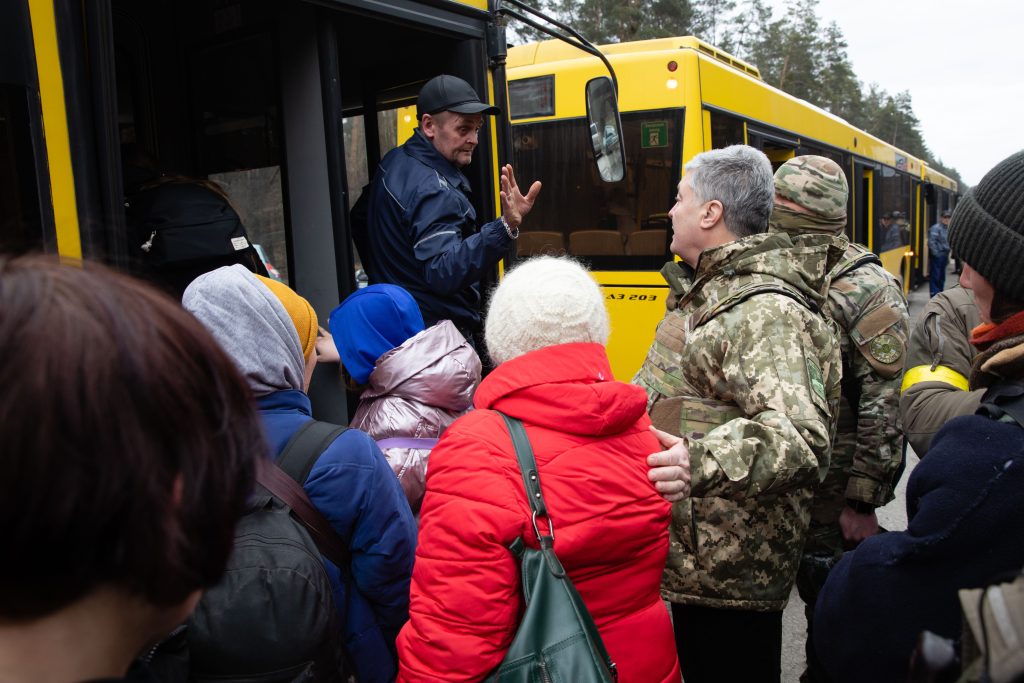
(518, 230, 567, 256)
(627, 229, 667, 256)
(569, 230, 625, 256)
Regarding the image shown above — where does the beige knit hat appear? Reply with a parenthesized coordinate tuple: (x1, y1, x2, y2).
(485, 256, 609, 366)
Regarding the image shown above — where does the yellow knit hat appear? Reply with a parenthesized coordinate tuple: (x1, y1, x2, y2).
(254, 275, 318, 360)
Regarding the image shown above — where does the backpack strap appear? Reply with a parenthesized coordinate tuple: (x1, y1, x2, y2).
(831, 247, 882, 280)
(256, 460, 352, 571)
(278, 419, 348, 483)
(255, 419, 352, 571)
(686, 281, 815, 332)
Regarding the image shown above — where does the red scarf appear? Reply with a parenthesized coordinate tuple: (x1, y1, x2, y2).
(971, 310, 1024, 352)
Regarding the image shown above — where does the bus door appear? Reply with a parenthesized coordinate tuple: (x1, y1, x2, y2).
(910, 178, 925, 285)
(853, 161, 876, 251)
(108, 0, 498, 421)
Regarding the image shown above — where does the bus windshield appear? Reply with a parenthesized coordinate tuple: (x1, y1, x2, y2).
(511, 108, 683, 270)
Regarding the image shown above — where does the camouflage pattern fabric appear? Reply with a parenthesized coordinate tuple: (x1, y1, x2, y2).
(803, 242, 910, 558)
(634, 231, 843, 611)
(773, 156, 849, 223)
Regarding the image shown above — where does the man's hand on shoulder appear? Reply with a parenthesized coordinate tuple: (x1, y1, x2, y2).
(500, 164, 542, 230)
(647, 426, 691, 502)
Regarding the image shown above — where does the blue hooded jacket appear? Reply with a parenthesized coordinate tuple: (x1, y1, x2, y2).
(260, 390, 417, 682)
(358, 129, 512, 330)
(183, 266, 417, 682)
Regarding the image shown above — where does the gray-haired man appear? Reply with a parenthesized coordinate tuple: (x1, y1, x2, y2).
(635, 145, 843, 683)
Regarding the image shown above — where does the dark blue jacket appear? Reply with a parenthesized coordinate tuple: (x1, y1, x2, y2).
(258, 390, 417, 683)
(814, 412, 1024, 682)
(360, 129, 511, 330)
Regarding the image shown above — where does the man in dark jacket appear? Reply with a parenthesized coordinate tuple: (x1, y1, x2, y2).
(358, 75, 541, 339)
(928, 208, 952, 296)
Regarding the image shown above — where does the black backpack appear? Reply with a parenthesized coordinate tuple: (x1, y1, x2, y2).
(185, 420, 352, 683)
(125, 181, 269, 297)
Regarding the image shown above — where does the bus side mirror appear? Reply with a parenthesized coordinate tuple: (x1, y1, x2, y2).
(585, 77, 625, 183)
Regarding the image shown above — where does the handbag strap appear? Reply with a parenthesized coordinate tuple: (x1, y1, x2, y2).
(499, 412, 566, 578)
(499, 413, 551, 520)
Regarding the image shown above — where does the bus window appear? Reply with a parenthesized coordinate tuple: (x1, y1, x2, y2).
(511, 108, 682, 269)
(875, 167, 911, 254)
(0, 86, 43, 253)
(193, 31, 287, 283)
(709, 110, 745, 149)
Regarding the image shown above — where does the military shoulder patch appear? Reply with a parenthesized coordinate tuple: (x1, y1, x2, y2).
(806, 358, 827, 401)
(868, 333, 902, 364)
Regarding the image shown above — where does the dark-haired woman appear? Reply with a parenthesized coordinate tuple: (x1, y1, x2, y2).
(0, 256, 260, 683)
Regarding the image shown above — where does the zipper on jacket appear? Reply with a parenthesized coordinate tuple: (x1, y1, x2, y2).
(538, 657, 553, 683)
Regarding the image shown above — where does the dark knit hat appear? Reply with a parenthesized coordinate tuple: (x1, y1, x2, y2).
(948, 150, 1024, 301)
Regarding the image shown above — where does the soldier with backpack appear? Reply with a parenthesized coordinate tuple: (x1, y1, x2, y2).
(768, 155, 910, 682)
(183, 265, 417, 683)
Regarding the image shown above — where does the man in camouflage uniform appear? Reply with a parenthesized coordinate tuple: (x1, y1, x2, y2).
(634, 145, 843, 683)
(769, 155, 910, 682)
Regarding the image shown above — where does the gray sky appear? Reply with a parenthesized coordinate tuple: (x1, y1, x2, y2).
(764, 0, 1023, 186)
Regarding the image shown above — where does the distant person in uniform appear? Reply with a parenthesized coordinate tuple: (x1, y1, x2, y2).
(634, 145, 843, 683)
(0, 255, 259, 683)
(815, 149, 1024, 683)
(928, 208, 953, 296)
(768, 156, 910, 682)
(358, 74, 542, 343)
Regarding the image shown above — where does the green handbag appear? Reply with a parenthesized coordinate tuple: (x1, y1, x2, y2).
(485, 412, 618, 683)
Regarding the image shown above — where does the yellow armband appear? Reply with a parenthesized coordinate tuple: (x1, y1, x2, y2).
(900, 364, 970, 393)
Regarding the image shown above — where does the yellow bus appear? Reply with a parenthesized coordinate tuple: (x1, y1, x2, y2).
(507, 35, 958, 379)
(3, 0, 619, 416)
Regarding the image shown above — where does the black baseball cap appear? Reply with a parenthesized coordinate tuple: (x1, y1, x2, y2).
(417, 75, 501, 118)
(941, 208, 953, 217)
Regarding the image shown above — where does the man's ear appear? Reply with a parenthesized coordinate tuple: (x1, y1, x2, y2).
(420, 113, 435, 140)
(701, 200, 724, 228)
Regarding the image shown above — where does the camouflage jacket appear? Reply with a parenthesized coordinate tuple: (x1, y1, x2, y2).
(634, 232, 843, 611)
(901, 285, 983, 457)
(819, 242, 909, 508)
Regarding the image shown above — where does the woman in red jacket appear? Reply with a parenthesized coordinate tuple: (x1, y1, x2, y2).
(397, 256, 679, 682)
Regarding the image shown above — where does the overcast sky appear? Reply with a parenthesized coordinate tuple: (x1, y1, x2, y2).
(763, 0, 1023, 186)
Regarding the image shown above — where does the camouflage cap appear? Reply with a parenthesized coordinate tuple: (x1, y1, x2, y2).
(774, 156, 848, 220)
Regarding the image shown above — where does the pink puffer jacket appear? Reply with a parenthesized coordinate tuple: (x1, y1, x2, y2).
(350, 319, 480, 512)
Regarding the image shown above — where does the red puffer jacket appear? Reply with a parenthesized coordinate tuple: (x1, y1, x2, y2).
(396, 342, 679, 683)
